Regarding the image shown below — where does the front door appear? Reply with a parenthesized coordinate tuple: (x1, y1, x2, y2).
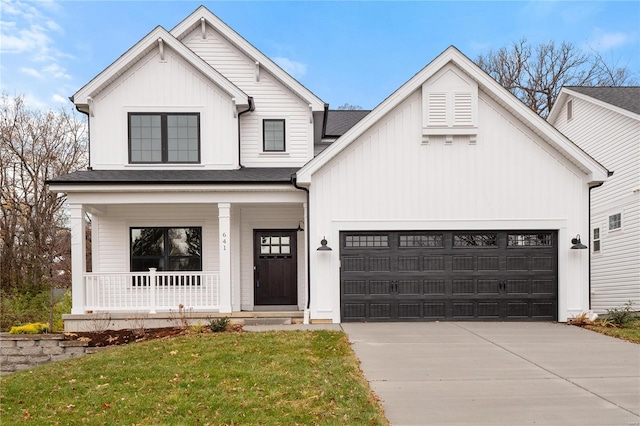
(254, 230, 297, 305)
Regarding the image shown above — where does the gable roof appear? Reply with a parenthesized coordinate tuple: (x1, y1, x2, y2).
(324, 110, 371, 137)
(297, 46, 609, 185)
(170, 6, 325, 112)
(548, 87, 640, 123)
(72, 26, 248, 110)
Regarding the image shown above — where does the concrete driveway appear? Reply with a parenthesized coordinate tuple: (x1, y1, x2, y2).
(342, 322, 640, 426)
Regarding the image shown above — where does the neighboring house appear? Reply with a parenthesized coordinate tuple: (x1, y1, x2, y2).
(48, 6, 608, 331)
(548, 87, 640, 314)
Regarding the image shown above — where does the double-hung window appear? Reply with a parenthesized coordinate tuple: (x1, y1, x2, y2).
(263, 119, 285, 152)
(593, 228, 601, 253)
(129, 113, 200, 163)
(609, 213, 622, 231)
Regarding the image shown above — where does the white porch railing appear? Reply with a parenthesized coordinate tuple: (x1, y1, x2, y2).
(84, 270, 220, 313)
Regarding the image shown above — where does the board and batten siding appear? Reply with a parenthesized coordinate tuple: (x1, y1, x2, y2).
(91, 204, 219, 274)
(90, 47, 237, 169)
(553, 96, 640, 313)
(182, 26, 314, 167)
(238, 205, 305, 310)
(309, 88, 591, 322)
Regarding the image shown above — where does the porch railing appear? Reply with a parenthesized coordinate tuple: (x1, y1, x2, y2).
(84, 270, 220, 313)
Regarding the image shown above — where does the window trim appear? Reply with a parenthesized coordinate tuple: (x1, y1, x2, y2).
(262, 119, 286, 152)
(608, 213, 622, 231)
(128, 112, 201, 164)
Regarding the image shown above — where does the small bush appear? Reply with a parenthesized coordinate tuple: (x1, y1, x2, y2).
(9, 322, 49, 334)
(208, 317, 230, 333)
(53, 291, 72, 332)
(606, 301, 636, 326)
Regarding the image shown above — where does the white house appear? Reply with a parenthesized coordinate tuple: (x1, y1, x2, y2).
(548, 87, 640, 314)
(48, 6, 608, 331)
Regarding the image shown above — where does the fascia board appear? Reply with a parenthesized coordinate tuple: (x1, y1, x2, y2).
(298, 46, 609, 184)
(49, 183, 298, 193)
(73, 26, 248, 107)
(170, 6, 325, 111)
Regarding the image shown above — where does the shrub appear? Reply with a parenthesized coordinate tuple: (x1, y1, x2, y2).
(606, 301, 636, 326)
(53, 291, 72, 332)
(9, 322, 49, 334)
(0, 290, 49, 331)
(208, 317, 230, 333)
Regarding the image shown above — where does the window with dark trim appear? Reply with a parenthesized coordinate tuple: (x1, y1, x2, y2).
(345, 235, 389, 248)
(609, 213, 621, 230)
(130, 227, 202, 285)
(453, 234, 497, 247)
(129, 113, 200, 163)
(593, 228, 600, 253)
(507, 233, 552, 247)
(263, 119, 285, 152)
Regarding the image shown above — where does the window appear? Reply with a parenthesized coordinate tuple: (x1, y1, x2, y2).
(609, 213, 622, 230)
(399, 235, 443, 248)
(508, 233, 552, 247)
(263, 119, 285, 152)
(453, 234, 497, 247)
(129, 113, 200, 163)
(593, 228, 600, 253)
(345, 235, 389, 248)
(567, 100, 573, 120)
(130, 227, 202, 274)
(260, 236, 292, 257)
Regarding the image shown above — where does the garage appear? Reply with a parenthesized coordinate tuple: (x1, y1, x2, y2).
(340, 231, 558, 322)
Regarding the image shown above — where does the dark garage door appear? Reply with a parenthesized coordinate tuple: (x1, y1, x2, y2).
(340, 231, 558, 322)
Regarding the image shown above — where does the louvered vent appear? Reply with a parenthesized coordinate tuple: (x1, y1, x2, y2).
(427, 93, 447, 126)
(454, 92, 473, 125)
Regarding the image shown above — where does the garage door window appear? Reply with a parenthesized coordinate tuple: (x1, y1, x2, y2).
(453, 234, 497, 247)
(399, 235, 443, 247)
(507, 233, 552, 247)
(345, 235, 389, 248)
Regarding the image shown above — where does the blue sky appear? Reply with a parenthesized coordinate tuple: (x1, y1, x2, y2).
(1, 0, 638, 110)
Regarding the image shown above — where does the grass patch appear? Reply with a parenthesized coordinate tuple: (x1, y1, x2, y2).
(0, 331, 388, 425)
(583, 317, 640, 344)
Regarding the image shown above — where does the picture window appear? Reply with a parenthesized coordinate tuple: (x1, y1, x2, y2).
(129, 113, 200, 163)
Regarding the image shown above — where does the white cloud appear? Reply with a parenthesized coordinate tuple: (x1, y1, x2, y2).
(43, 63, 71, 80)
(273, 56, 308, 78)
(20, 67, 43, 78)
(51, 94, 68, 103)
(590, 31, 633, 50)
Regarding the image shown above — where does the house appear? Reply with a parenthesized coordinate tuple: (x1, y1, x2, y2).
(548, 87, 640, 314)
(48, 6, 608, 331)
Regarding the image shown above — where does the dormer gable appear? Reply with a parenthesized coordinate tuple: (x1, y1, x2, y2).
(72, 26, 249, 114)
(422, 64, 478, 144)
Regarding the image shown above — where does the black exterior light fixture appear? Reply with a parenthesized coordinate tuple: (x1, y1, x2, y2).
(570, 234, 588, 249)
(296, 221, 304, 232)
(317, 237, 332, 251)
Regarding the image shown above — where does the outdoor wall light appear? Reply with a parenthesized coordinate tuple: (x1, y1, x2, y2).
(296, 221, 304, 232)
(570, 234, 588, 250)
(317, 237, 332, 251)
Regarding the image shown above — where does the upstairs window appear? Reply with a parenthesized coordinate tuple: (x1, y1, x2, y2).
(609, 213, 622, 231)
(593, 228, 600, 253)
(263, 119, 285, 152)
(129, 113, 200, 163)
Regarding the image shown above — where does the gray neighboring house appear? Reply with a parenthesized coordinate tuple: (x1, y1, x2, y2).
(549, 87, 640, 314)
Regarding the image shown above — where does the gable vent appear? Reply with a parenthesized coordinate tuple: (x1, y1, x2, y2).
(427, 92, 447, 126)
(454, 92, 473, 125)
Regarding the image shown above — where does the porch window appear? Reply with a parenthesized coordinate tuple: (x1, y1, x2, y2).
(129, 113, 200, 163)
(130, 227, 202, 284)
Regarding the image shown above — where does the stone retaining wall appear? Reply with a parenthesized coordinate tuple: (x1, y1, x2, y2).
(0, 334, 97, 374)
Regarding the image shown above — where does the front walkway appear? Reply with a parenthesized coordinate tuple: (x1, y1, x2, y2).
(342, 322, 640, 426)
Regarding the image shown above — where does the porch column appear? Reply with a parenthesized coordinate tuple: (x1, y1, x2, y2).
(69, 205, 86, 314)
(218, 203, 232, 313)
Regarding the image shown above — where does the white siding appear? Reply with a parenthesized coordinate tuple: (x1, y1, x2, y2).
(309, 87, 591, 322)
(90, 47, 237, 169)
(238, 205, 305, 310)
(554, 96, 640, 313)
(182, 26, 313, 166)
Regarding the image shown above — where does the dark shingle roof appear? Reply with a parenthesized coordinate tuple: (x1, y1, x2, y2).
(567, 87, 640, 115)
(47, 168, 300, 185)
(324, 110, 371, 137)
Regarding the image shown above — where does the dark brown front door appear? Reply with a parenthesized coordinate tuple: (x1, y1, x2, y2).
(254, 230, 297, 305)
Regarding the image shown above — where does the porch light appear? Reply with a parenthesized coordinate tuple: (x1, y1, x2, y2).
(317, 237, 332, 251)
(296, 221, 304, 232)
(570, 234, 587, 250)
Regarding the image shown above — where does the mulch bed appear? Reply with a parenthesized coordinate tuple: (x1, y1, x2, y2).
(64, 325, 243, 347)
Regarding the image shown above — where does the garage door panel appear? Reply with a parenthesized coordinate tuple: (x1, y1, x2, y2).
(341, 230, 558, 322)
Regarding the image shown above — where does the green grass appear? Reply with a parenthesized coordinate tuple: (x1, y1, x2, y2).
(584, 317, 640, 344)
(0, 331, 388, 425)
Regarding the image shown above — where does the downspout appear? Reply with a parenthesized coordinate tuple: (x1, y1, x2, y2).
(69, 96, 92, 170)
(291, 175, 311, 316)
(588, 174, 611, 309)
(237, 97, 255, 168)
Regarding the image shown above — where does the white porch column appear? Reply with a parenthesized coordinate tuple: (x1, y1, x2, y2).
(69, 205, 86, 314)
(218, 203, 232, 313)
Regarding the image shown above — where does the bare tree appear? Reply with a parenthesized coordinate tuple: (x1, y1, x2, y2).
(336, 103, 363, 110)
(0, 94, 87, 294)
(476, 39, 637, 118)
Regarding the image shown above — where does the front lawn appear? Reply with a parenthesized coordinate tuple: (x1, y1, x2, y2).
(583, 317, 640, 344)
(0, 330, 388, 425)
